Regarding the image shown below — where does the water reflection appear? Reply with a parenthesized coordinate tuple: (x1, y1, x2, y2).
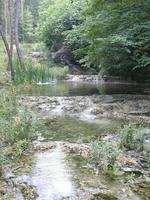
(18, 81, 150, 96)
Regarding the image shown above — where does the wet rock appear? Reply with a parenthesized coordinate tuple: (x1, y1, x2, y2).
(21, 185, 38, 200)
(3, 171, 15, 179)
(18, 95, 150, 124)
(131, 176, 150, 200)
(121, 167, 143, 175)
(77, 188, 118, 200)
(62, 142, 90, 158)
(32, 141, 56, 151)
(65, 75, 102, 83)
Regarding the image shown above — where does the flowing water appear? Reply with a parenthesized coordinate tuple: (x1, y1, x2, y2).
(29, 145, 76, 200)
(15, 80, 150, 200)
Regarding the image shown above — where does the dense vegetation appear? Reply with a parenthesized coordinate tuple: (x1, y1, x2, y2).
(38, 0, 150, 82)
(0, 0, 150, 82)
(0, 88, 35, 173)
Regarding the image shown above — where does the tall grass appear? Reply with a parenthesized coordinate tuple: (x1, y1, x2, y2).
(14, 58, 69, 84)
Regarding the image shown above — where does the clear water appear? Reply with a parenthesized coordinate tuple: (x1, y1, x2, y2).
(17, 81, 150, 96)
(37, 117, 125, 143)
(29, 145, 75, 200)
(16, 79, 150, 200)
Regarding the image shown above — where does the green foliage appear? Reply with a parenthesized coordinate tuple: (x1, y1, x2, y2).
(0, 88, 35, 168)
(119, 125, 145, 151)
(14, 58, 69, 84)
(19, 0, 41, 43)
(39, 0, 150, 81)
(71, 0, 150, 80)
(39, 0, 87, 50)
(19, 6, 35, 43)
(90, 140, 119, 176)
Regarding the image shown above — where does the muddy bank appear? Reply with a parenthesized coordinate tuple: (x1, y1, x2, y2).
(19, 95, 150, 124)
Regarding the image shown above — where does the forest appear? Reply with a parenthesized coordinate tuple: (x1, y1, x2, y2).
(0, 0, 150, 200)
(0, 0, 150, 82)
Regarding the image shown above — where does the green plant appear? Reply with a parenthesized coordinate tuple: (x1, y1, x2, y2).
(125, 173, 135, 184)
(0, 88, 36, 170)
(41, 0, 150, 81)
(90, 140, 119, 176)
(120, 125, 135, 150)
(14, 57, 69, 84)
(119, 125, 146, 151)
(15, 139, 29, 157)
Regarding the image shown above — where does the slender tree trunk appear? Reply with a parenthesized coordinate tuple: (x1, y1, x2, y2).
(0, 27, 15, 81)
(14, 0, 26, 72)
(8, 0, 14, 72)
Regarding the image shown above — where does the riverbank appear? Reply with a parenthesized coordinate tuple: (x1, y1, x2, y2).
(0, 78, 150, 200)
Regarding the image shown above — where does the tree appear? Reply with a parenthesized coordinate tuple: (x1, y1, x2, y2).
(19, 6, 34, 42)
(0, 0, 15, 81)
(65, 0, 150, 81)
(14, 0, 26, 72)
(39, 0, 88, 50)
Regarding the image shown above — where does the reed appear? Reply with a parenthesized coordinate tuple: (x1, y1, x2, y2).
(14, 58, 69, 84)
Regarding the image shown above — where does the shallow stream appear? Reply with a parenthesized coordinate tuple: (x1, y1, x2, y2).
(13, 80, 150, 199)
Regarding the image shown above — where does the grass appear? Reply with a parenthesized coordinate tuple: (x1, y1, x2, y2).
(0, 41, 69, 85)
(14, 58, 69, 84)
(119, 124, 146, 151)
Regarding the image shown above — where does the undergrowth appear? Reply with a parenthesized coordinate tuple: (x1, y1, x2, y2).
(0, 88, 36, 172)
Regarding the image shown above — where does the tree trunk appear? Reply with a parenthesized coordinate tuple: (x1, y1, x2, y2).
(0, 27, 15, 81)
(8, 0, 14, 72)
(14, 0, 26, 72)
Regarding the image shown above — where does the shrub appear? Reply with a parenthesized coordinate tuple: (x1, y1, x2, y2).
(119, 125, 146, 151)
(0, 88, 36, 171)
(90, 140, 120, 177)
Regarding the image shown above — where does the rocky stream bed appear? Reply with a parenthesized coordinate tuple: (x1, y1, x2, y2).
(1, 78, 150, 200)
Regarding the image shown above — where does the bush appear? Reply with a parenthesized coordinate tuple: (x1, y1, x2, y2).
(120, 125, 145, 151)
(90, 140, 120, 177)
(0, 88, 36, 170)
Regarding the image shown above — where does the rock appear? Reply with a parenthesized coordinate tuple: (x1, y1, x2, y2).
(32, 141, 56, 151)
(18, 95, 150, 124)
(51, 46, 74, 64)
(131, 176, 150, 200)
(62, 142, 90, 158)
(81, 188, 118, 200)
(3, 171, 15, 179)
(121, 167, 143, 175)
(65, 75, 102, 82)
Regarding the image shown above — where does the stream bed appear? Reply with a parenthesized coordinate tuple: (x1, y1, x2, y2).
(1, 80, 150, 200)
